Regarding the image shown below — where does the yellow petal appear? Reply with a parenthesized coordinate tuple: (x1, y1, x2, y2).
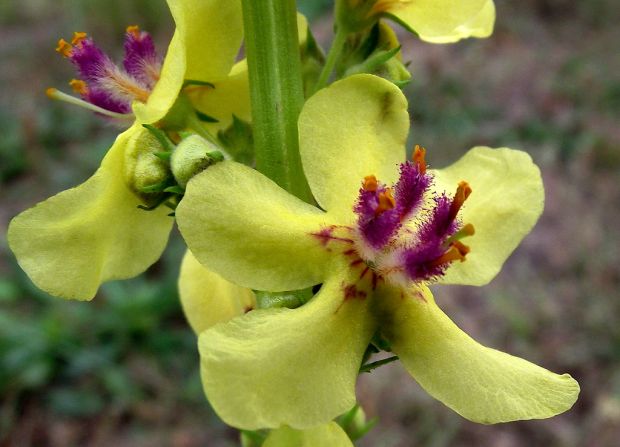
(134, 0, 244, 124)
(431, 147, 544, 286)
(176, 161, 339, 292)
(167, 0, 243, 82)
(375, 284, 580, 423)
(199, 267, 376, 429)
(7, 125, 173, 300)
(387, 0, 493, 43)
(178, 249, 255, 334)
(186, 60, 251, 133)
(299, 74, 408, 220)
(133, 32, 186, 124)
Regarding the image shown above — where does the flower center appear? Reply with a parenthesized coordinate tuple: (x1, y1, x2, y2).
(313, 145, 475, 288)
(51, 26, 162, 116)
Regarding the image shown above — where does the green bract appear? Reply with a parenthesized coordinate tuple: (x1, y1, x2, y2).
(176, 74, 579, 429)
(8, 0, 246, 300)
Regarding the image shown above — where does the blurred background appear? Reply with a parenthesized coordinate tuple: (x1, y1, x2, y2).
(0, 0, 619, 445)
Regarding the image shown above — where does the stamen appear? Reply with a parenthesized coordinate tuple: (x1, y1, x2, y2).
(362, 175, 378, 192)
(71, 32, 88, 46)
(56, 39, 73, 57)
(126, 25, 141, 39)
(412, 144, 427, 175)
(429, 246, 465, 268)
(447, 223, 475, 243)
(45, 88, 134, 121)
(376, 189, 395, 214)
(69, 79, 88, 95)
(452, 240, 470, 258)
(448, 181, 472, 222)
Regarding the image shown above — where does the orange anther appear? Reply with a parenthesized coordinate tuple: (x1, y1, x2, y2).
(460, 223, 475, 237)
(452, 240, 470, 258)
(413, 144, 427, 174)
(362, 175, 378, 192)
(56, 39, 73, 57)
(126, 25, 141, 39)
(429, 246, 465, 268)
(448, 180, 472, 221)
(69, 79, 88, 95)
(376, 189, 396, 214)
(71, 31, 87, 46)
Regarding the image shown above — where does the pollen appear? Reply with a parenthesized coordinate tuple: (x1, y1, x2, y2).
(69, 79, 88, 95)
(55, 38, 73, 57)
(126, 25, 141, 39)
(376, 189, 396, 214)
(413, 144, 427, 175)
(71, 32, 88, 46)
(362, 175, 378, 192)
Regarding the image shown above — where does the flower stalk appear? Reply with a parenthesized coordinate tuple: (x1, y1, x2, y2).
(240, 0, 312, 202)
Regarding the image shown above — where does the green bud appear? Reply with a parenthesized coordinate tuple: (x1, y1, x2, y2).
(254, 288, 313, 309)
(124, 127, 171, 205)
(170, 135, 224, 188)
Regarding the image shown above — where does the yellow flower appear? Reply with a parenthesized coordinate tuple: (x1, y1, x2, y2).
(176, 75, 579, 430)
(8, 0, 246, 300)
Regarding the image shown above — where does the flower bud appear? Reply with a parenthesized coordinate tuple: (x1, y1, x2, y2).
(171, 135, 224, 188)
(123, 127, 170, 204)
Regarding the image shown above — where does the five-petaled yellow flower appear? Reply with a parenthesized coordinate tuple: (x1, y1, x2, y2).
(176, 74, 579, 430)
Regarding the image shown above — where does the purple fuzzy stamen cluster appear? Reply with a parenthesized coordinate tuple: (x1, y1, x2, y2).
(354, 186, 402, 249)
(66, 28, 161, 114)
(352, 159, 467, 284)
(394, 161, 432, 219)
(354, 160, 431, 251)
(401, 194, 461, 282)
(123, 29, 161, 89)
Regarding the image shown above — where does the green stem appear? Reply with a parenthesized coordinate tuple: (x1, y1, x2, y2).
(241, 0, 311, 202)
(313, 27, 347, 93)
